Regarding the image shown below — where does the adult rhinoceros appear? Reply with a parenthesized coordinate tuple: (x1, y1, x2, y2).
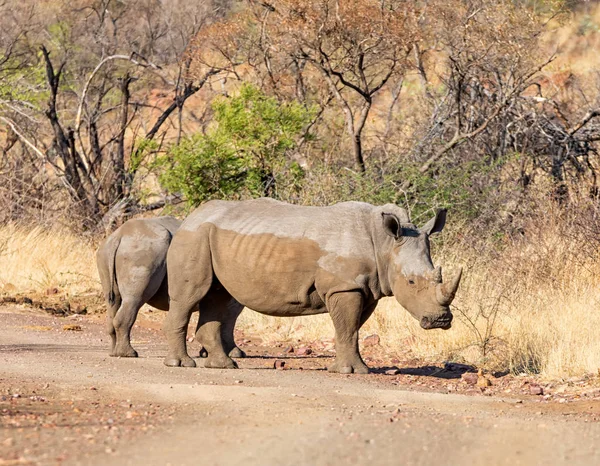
(163, 198, 462, 373)
(96, 217, 244, 359)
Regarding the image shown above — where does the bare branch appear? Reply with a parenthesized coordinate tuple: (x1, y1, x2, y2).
(0, 117, 46, 159)
(74, 53, 162, 133)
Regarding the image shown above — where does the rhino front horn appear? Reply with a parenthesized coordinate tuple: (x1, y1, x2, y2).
(436, 267, 463, 306)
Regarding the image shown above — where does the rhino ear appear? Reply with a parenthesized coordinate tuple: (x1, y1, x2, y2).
(421, 209, 447, 235)
(382, 212, 402, 239)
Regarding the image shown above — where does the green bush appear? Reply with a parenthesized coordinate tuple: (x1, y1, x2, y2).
(157, 84, 316, 208)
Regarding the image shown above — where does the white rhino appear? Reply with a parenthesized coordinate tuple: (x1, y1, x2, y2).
(96, 216, 244, 359)
(163, 199, 461, 373)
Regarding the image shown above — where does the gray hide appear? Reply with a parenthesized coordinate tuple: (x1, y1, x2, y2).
(96, 216, 245, 358)
(163, 198, 462, 373)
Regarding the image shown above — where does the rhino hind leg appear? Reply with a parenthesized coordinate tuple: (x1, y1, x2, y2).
(197, 346, 245, 359)
(196, 290, 238, 369)
(327, 292, 370, 375)
(106, 297, 121, 356)
(228, 346, 246, 359)
(111, 297, 146, 358)
(196, 298, 245, 359)
(163, 298, 197, 367)
(222, 300, 245, 358)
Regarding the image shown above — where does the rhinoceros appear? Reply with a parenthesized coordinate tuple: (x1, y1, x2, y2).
(163, 198, 462, 373)
(96, 216, 244, 359)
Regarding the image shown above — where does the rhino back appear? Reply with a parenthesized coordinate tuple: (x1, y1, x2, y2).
(181, 199, 382, 315)
(112, 218, 177, 307)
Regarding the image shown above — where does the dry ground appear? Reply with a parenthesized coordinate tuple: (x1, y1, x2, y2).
(2, 306, 600, 466)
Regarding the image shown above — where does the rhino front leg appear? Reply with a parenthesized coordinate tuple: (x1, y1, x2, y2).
(327, 292, 369, 374)
(196, 291, 238, 369)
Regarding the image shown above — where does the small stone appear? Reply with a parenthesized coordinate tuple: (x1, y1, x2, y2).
(477, 377, 492, 388)
(62, 324, 82, 332)
(529, 385, 544, 396)
(45, 287, 60, 295)
(476, 369, 492, 388)
(385, 368, 400, 375)
(274, 360, 286, 370)
(282, 345, 294, 354)
(73, 305, 87, 315)
(461, 372, 478, 385)
(234, 380, 243, 384)
(363, 334, 380, 347)
(296, 347, 312, 356)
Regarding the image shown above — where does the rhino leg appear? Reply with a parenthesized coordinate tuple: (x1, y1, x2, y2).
(163, 298, 198, 367)
(111, 297, 144, 358)
(327, 292, 369, 375)
(164, 228, 217, 368)
(106, 297, 121, 356)
(196, 290, 238, 369)
(222, 299, 245, 358)
(197, 301, 245, 359)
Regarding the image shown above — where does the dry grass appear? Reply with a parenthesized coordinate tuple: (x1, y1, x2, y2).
(0, 224, 99, 295)
(1, 212, 599, 379)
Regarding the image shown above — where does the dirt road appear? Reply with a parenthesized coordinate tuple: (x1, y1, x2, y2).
(2, 307, 600, 466)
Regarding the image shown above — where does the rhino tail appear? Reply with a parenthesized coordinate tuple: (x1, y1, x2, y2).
(105, 235, 121, 306)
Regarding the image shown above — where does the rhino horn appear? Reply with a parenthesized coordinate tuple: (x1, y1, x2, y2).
(436, 267, 462, 306)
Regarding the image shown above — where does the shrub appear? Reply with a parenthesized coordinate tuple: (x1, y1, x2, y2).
(157, 85, 316, 208)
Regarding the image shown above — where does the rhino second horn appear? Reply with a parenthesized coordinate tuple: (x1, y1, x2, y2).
(436, 267, 463, 306)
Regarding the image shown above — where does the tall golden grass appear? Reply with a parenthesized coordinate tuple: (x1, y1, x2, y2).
(0, 224, 98, 295)
(1, 210, 599, 379)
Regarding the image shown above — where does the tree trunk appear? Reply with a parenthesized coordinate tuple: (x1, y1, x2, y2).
(352, 133, 366, 173)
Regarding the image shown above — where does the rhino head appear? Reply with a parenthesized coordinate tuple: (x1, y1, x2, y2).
(380, 208, 462, 330)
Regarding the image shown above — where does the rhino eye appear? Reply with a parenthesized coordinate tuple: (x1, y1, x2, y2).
(408, 279, 415, 285)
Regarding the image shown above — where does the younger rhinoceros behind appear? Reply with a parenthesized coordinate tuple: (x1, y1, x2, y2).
(96, 217, 244, 358)
(163, 199, 462, 373)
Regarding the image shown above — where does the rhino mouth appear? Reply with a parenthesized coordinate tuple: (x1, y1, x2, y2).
(420, 313, 453, 330)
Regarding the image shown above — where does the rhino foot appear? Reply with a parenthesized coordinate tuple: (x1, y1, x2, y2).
(228, 346, 246, 358)
(164, 355, 197, 368)
(328, 360, 370, 374)
(110, 347, 139, 358)
(204, 355, 238, 369)
(198, 347, 245, 358)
